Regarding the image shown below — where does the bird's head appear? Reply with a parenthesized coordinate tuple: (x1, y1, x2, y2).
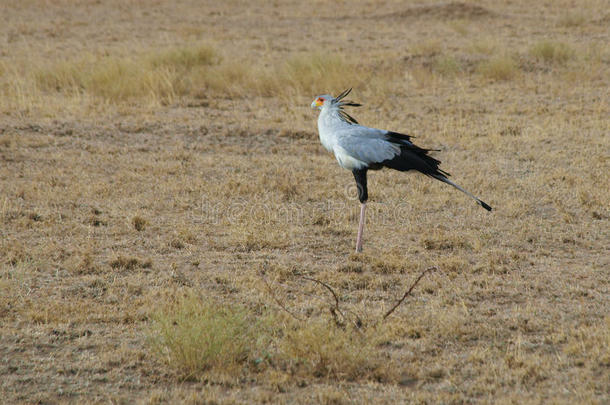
(311, 95, 333, 110)
(311, 88, 362, 124)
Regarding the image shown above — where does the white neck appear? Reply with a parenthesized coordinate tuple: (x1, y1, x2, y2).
(317, 105, 348, 152)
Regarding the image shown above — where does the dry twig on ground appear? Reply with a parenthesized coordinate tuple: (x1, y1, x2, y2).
(383, 266, 437, 320)
(261, 275, 303, 321)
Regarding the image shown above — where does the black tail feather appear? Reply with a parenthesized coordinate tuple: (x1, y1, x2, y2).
(480, 200, 492, 211)
(379, 131, 492, 211)
(381, 131, 449, 177)
(432, 174, 492, 211)
(382, 145, 450, 178)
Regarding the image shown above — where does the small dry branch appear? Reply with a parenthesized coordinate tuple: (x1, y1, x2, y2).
(301, 276, 345, 326)
(261, 275, 303, 321)
(301, 276, 364, 329)
(383, 266, 437, 320)
(263, 267, 435, 327)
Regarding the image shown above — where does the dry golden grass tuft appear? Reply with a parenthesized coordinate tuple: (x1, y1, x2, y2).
(432, 55, 462, 76)
(477, 54, 519, 81)
(33, 43, 218, 105)
(148, 45, 219, 70)
(132, 215, 148, 231)
(411, 39, 443, 56)
(529, 41, 575, 65)
(149, 294, 270, 380)
(279, 319, 392, 382)
(110, 255, 152, 270)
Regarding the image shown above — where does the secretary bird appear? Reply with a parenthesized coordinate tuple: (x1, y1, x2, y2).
(311, 88, 491, 253)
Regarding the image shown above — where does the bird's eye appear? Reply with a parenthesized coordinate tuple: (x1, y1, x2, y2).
(317, 98, 324, 103)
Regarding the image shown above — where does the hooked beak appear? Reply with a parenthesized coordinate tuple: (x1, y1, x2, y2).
(311, 99, 323, 109)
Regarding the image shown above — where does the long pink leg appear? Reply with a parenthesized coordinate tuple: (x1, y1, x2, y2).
(355, 202, 366, 253)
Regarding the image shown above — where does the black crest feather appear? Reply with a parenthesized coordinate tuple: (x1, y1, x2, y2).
(335, 88, 352, 101)
(334, 88, 361, 124)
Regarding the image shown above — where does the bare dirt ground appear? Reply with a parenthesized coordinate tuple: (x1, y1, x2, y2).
(1, 0, 608, 403)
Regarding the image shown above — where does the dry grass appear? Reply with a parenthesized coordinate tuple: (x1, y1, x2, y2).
(279, 319, 392, 382)
(557, 11, 587, 27)
(1, 0, 609, 403)
(433, 55, 462, 76)
(477, 54, 519, 81)
(529, 41, 575, 65)
(33, 43, 218, 105)
(149, 294, 269, 380)
(132, 215, 148, 231)
(2, 46, 367, 113)
(148, 294, 397, 383)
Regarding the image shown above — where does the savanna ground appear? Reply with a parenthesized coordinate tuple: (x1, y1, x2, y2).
(1, 0, 609, 403)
